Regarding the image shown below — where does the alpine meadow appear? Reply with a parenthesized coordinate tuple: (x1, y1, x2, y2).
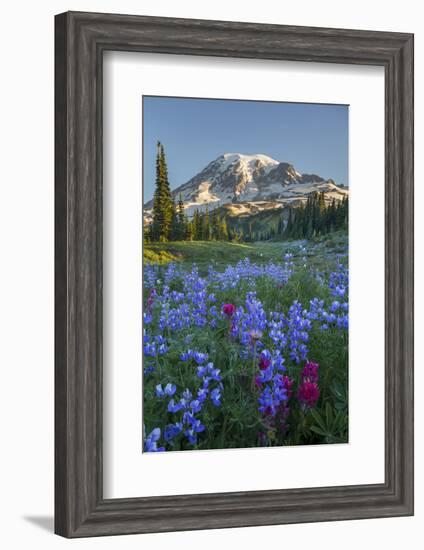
(142, 97, 349, 453)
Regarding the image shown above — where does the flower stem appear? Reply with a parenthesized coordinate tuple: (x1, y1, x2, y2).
(251, 341, 257, 391)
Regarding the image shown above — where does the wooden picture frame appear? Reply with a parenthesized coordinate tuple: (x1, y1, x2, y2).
(55, 11, 414, 537)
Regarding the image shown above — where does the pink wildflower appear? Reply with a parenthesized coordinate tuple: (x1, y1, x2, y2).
(222, 303, 236, 318)
(301, 361, 319, 382)
(258, 357, 271, 371)
(282, 375, 295, 399)
(297, 380, 320, 409)
(147, 288, 156, 314)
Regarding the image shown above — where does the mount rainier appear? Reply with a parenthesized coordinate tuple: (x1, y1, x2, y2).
(144, 153, 348, 223)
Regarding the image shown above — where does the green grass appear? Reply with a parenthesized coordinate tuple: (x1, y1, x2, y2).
(144, 231, 348, 274)
(145, 240, 278, 272)
(143, 248, 180, 264)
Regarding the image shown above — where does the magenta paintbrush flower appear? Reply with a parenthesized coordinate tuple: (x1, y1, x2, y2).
(297, 380, 320, 409)
(301, 361, 319, 383)
(222, 303, 236, 318)
(282, 375, 295, 399)
(258, 357, 271, 370)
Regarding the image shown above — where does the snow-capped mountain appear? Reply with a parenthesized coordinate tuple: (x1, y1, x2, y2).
(144, 153, 348, 221)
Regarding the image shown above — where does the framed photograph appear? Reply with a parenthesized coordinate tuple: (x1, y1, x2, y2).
(55, 11, 414, 537)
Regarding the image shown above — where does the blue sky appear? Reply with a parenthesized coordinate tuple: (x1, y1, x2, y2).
(143, 96, 348, 202)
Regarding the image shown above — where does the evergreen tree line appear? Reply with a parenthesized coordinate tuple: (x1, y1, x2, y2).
(279, 192, 348, 240)
(146, 201, 237, 243)
(227, 193, 348, 242)
(188, 207, 232, 241)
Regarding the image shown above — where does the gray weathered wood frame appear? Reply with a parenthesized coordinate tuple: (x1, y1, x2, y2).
(55, 11, 414, 538)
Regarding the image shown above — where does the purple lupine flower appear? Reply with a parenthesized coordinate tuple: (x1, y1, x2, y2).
(156, 383, 176, 398)
(144, 428, 165, 452)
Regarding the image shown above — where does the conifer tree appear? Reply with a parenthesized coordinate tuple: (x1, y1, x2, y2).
(202, 207, 210, 240)
(177, 194, 186, 240)
(186, 220, 194, 241)
(143, 224, 151, 243)
(211, 210, 220, 240)
(192, 209, 202, 240)
(169, 198, 179, 241)
(220, 216, 229, 241)
(284, 208, 293, 239)
(151, 141, 173, 241)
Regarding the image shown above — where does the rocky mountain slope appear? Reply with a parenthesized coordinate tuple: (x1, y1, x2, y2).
(144, 153, 348, 222)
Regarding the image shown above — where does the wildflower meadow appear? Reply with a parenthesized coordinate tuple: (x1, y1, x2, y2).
(143, 236, 348, 452)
